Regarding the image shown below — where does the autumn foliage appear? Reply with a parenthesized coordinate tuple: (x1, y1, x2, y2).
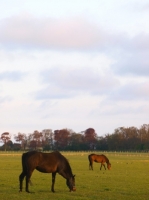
(1, 124, 149, 151)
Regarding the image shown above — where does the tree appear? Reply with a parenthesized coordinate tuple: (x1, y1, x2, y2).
(14, 132, 27, 150)
(54, 129, 71, 150)
(84, 128, 97, 150)
(42, 129, 54, 150)
(69, 132, 85, 150)
(105, 126, 140, 151)
(0, 132, 11, 151)
(139, 124, 149, 150)
(96, 136, 108, 150)
(28, 130, 43, 150)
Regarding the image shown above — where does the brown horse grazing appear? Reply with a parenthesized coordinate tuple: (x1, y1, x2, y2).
(19, 151, 76, 193)
(88, 154, 111, 170)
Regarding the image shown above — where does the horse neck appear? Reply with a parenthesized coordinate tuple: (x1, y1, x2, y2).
(60, 169, 73, 180)
(104, 156, 109, 164)
(65, 164, 73, 178)
(60, 161, 73, 179)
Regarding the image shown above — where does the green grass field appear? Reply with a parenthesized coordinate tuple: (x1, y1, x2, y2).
(0, 151, 149, 200)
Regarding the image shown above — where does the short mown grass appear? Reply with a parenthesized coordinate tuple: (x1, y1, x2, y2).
(0, 151, 149, 200)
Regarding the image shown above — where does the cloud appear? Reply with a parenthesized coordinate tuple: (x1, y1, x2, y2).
(0, 95, 12, 104)
(1, 12, 148, 56)
(0, 13, 133, 52)
(106, 79, 149, 102)
(137, 3, 149, 11)
(0, 13, 108, 50)
(0, 71, 26, 81)
(111, 32, 149, 77)
(35, 67, 119, 99)
(113, 51, 149, 77)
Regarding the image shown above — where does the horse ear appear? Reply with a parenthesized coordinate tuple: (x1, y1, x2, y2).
(73, 175, 76, 177)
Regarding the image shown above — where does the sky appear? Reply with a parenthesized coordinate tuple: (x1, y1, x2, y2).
(0, 0, 149, 138)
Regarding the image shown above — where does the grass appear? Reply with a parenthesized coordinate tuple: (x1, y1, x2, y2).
(0, 151, 149, 200)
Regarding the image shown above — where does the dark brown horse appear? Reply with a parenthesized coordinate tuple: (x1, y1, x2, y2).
(19, 151, 76, 193)
(88, 154, 111, 170)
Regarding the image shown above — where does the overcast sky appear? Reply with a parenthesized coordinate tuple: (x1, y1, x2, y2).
(0, 0, 149, 137)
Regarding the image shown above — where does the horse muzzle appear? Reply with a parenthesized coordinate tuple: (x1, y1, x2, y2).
(70, 187, 76, 192)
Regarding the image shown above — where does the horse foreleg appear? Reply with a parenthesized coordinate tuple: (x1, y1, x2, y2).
(103, 163, 106, 170)
(100, 163, 106, 170)
(100, 163, 102, 170)
(51, 172, 56, 192)
(19, 172, 26, 192)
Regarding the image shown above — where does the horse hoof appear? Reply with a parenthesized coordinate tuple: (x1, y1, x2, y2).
(70, 189, 76, 192)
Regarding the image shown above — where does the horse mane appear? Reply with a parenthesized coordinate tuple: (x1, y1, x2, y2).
(55, 151, 73, 175)
(102, 154, 110, 163)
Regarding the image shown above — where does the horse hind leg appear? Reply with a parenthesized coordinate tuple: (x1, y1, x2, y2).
(89, 161, 93, 170)
(89, 162, 92, 170)
(25, 171, 33, 193)
(19, 172, 26, 192)
(88, 157, 93, 170)
(91, 162, 93, 170)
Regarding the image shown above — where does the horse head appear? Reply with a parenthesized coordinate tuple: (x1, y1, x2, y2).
(66, 175, 76, 192)
(107, 163, 111, 170)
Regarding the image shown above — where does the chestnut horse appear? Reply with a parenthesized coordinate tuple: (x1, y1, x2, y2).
(88, 154, 111, 170)
(19, 151, 76, 193)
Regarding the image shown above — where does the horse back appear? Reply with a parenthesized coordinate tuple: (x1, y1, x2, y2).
(21, 151, 69, 173)
(88, 153, 108, 162)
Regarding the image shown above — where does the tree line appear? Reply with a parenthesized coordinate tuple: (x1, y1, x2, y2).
(0, 124, 149, 151)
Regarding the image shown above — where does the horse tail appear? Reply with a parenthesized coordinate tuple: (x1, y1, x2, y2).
(88, 154, 92, 170)
(21, 152, 33, 185)
(21, 152, 28, 173)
